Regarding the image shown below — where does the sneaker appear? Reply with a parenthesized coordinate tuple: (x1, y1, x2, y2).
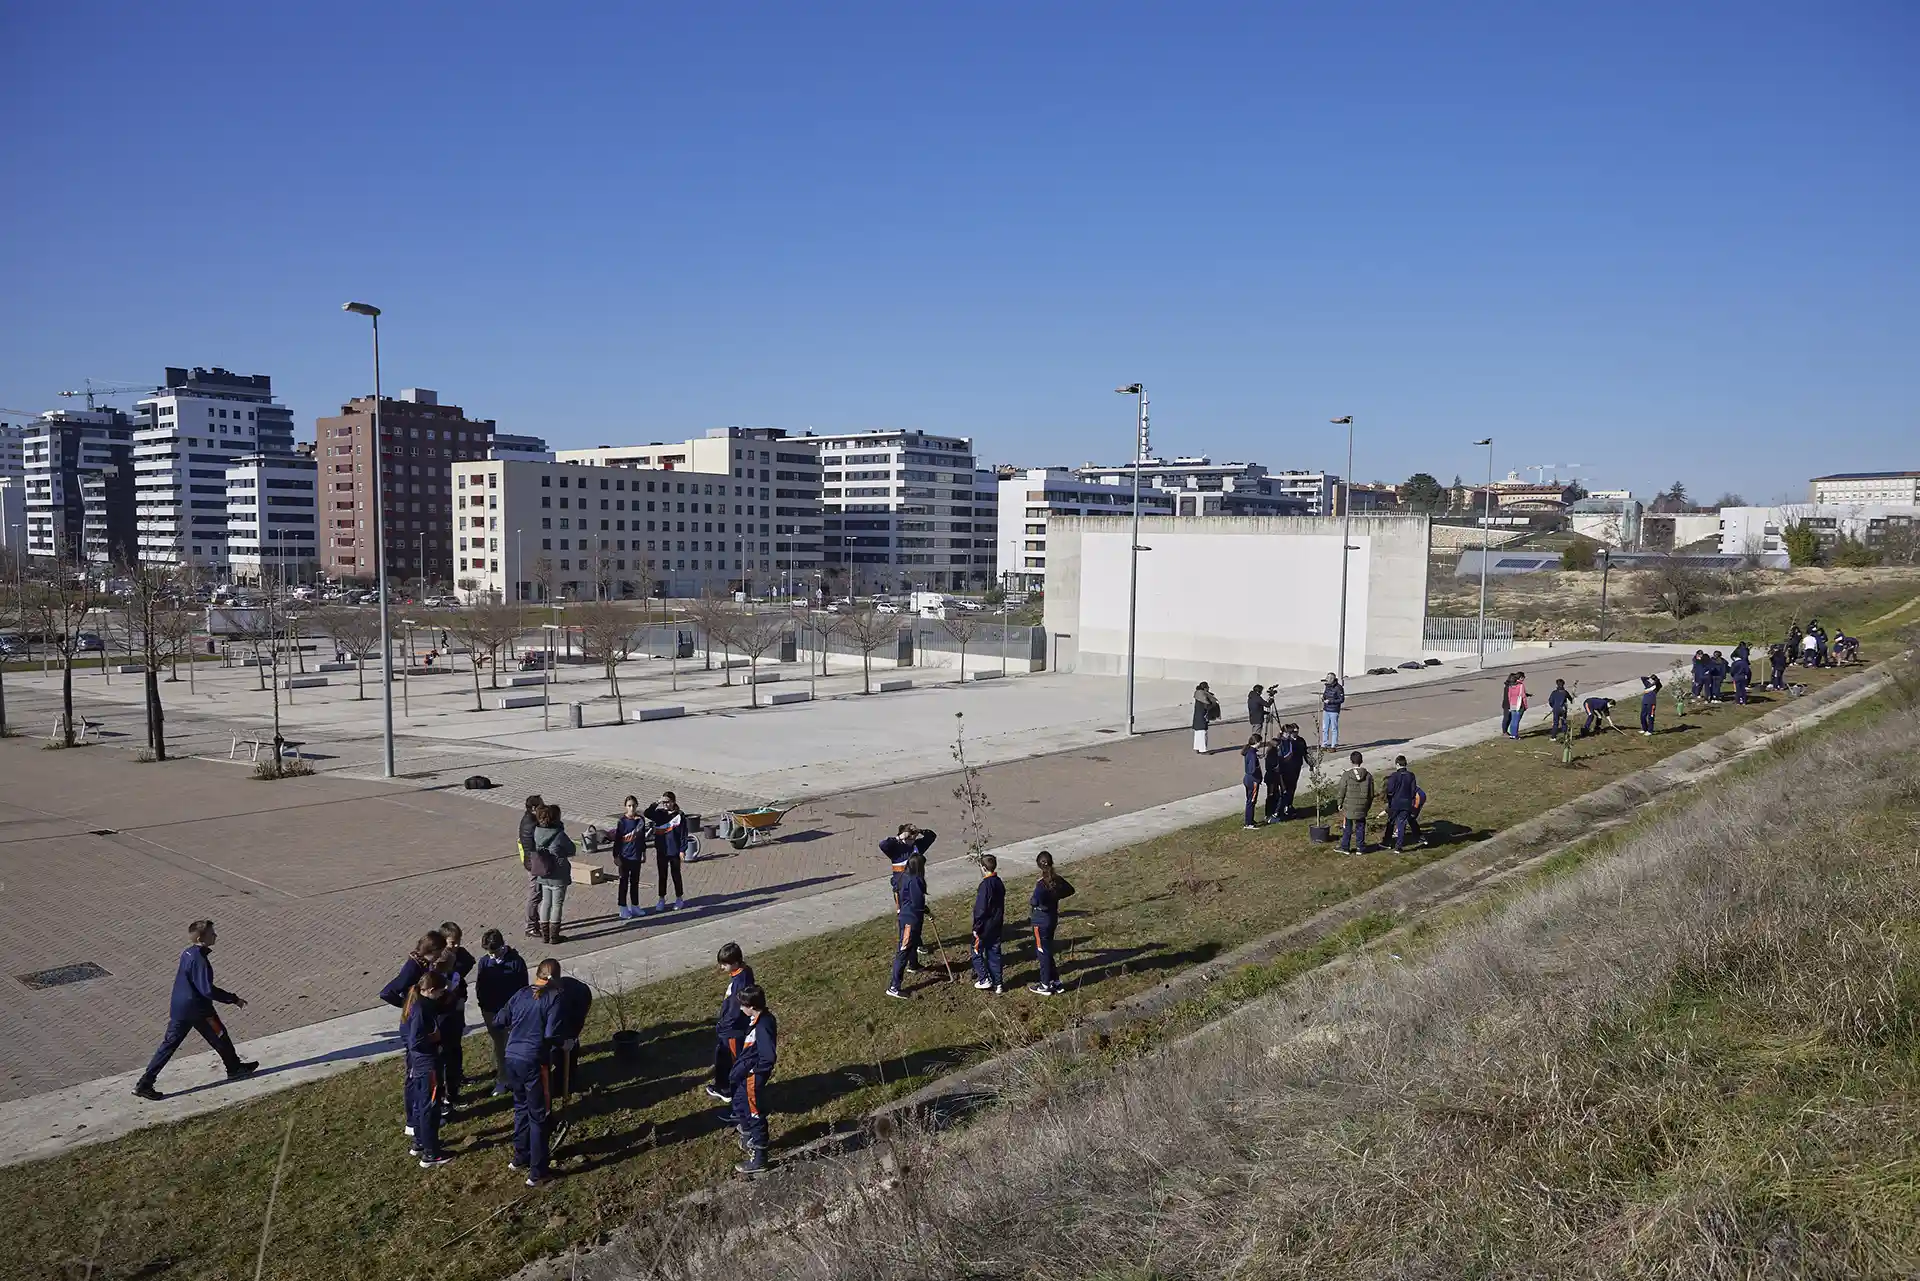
(1243, 824, 1256, 830)
(674, 898, 686, 910)
(704, 1085, 730, 1102)
(524, 925, 540, 938)
(491, 1085, 509, 1097)
(992, 985, 1004, 995)
(133, 1082, 163, 1101)
(652, 900, 667, 915)
(226, 1061, 259, 1080)
(885, 987, 907, 1000)
(507, 1160, 522, 1172)
(404, 1124, 415, 1137)
(419, 1155, 453, 1169)
(1027, 983, 1056, 997)
(973, 979, 992, 990)
(735, 1151, 768, 1176)
(525, 1174, 548, 1188)
(408, 1147, 421, 1157)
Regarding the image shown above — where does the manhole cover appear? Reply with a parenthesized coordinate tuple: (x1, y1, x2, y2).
(17, 962, 112, 990)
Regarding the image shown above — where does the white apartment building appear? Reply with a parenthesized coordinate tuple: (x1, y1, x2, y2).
(1809, 471, 1920, 506)
(133, 367, 297, 575)
(0, 477, 22, 554)
(972, 469, 999, 587)
(22, 408, 134, 563)
(0, 421, 25, 478)
(1719, 503, 1920, 562)
(453, 457, 767, 602)
(490, 432, 554, 462)
(807, 430, 985, 593)
(226, 452, 319, 586)
(997, 466, 1172, 591)
(559, 427, 823, 594)
(1075, 456, 1319, 518)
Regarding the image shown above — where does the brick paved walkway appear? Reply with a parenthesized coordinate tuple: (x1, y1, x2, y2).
(0, 648, 1665, 1107)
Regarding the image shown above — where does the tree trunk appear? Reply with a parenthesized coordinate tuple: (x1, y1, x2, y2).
(61, 661, 75, 746)
(471, 662, 483, 711)
(749, 656, 758, 707)
(146, 670, 167, 760)
(0, 664, 8, 738)
(355, 655, 366, 700)
(611, 664, 623, 721)
(862, 651, 872, 694)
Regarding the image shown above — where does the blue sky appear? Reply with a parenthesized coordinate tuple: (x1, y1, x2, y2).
(2, 1, 1913, 502)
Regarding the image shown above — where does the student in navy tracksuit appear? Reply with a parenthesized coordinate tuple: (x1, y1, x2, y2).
(436, 921, 476, 1111)
(644, 792, 689, 913)
(880, 824, 937, 909)
(707, 943, 756, 1102)
(475, 929, 529, 1096)
(1639, 674, 1662, 734)
(1271, 723, 1304, 819)
(729, 984, 777, 1175)
(1382, 755, 1422, 852)
(401, 971, 453, 1167)
(1547, 680, 1571, 739)
(614, 795, 649, 921)
(546, 971, 593, 1104)
(1768, 643, 1789, 689)
(492, 961, 561, 1186)
(971, 854, 1006, 993)
(1706, 650, 1727, 703)
(133, 919, 257, 1099)
(381, 932, 447, 1132)
(1689, 651, 1708, 698)
(1581, 696, 1614, 736)
(1241, 734, 1263, 828)
(1730, 644, 1752, 704)
(1027, 850, 1076, 997)
(886, 854, 931, 998)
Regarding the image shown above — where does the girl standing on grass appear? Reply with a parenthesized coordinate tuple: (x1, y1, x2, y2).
(886, 853, 930, 999)
(435, 922, 476, 1113)
(401, 971, 452, 1168)
(614, 795, 648, 921)
(1027, 850, 1076, 997)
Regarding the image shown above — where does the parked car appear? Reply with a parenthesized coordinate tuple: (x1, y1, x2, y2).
(76, 632, 104, 652)
(0, 635, 25, 657)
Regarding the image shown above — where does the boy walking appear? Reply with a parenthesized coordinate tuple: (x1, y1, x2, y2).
(133, 919, 258, 1100)
(730, 984, 778, 1175)
(707, 943, 756, 1103)
(1547, 679, 1571, 739)
(971, 854, 1005, 993)
(1337, 751, 1373, 854)
(1639, 674, 1661, 735)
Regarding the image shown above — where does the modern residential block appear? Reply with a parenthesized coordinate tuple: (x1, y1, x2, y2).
(22, 408, 134, 565)
(1808, 471, 1920, 506)
(226, 452, 319, 586)
(132, 367, 296, 573)
(812, 429, 984, 593)
(995, 466, 1171, 592)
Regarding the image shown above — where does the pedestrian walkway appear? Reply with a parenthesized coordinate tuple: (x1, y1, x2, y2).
(0, 653, 1681, 1166)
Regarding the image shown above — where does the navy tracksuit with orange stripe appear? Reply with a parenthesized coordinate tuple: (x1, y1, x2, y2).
(712, 964, 756, 1092)
(729, 1007, 777, 1155)
(890, 872, 928, 991)
(400, 995, 445, 1160)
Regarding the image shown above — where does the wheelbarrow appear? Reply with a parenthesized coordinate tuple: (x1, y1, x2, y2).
(718, 801, 802, 850)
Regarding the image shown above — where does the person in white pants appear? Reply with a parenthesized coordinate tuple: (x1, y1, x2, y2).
(1191, 682, 1220, 753)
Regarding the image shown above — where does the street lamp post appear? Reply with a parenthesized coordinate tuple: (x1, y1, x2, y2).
(1474, 437, 1495, 668)
(1598, 548, 1611, 642)
(541, 622, 559, 730)
(514, 528, 522, 604)
(1331, 416, 1355, 682)
(400, 617, 417, 718)
(342, 301, 397, 777)
(1115, 383, 1149, 735)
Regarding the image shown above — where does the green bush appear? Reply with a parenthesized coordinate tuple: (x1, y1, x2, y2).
(1560, 541, 1596, 571)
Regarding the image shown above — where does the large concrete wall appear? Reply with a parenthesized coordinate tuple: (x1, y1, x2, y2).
(1043, 515, 1430, 685)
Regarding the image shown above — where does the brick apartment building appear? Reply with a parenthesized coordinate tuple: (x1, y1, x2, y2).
(316, 388, 496, 584)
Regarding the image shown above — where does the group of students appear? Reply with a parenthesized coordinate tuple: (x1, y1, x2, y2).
(1788, 619, 1857, 670)
(881, 824, 1078, 998)
(516, 789, 695, 943)
(1327, 751, 1427, 854)
(1237, 724, 1308, 827)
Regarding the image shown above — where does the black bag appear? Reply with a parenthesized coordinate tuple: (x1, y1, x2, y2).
(464, 775, 493, 790)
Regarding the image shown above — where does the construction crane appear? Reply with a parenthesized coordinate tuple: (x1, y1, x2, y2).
(58, 379, 159, 410)
(1526, 463, 1586, 484)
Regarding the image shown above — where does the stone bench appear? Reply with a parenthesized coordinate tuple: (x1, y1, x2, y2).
(285, 676, 328, 689)
(972, 670, 1006, 681)
(720, 657, 751, 668)
(496, 694, 545, 709)
(317, 661, 356, 673)
(630, 705, 686, 722)
(876, 678, 914, 693)
(769, 690, 811, 705)
(509, 673, 549, 686)
(115, 663, 147, 675)
(748, 671, 781, 684)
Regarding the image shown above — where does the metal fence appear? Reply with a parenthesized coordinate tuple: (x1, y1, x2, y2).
(1423, 616, 1514, 654)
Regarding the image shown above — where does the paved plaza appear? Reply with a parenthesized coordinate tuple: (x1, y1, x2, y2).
(0, 644, 1678, 1162)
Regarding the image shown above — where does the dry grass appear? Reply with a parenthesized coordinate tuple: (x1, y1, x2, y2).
(618, 686, 1920, 1281)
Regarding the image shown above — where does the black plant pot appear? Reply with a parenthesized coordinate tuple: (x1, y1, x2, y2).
(611, 1029, 643, 1061)
(1308, 824, 1332, 843)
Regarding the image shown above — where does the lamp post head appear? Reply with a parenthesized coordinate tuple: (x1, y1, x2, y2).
(342, 302, 381, 317)
(1115, 383, 1143, 395)
(1330, 416, 1353, 425)
(1473, 437, 1492, 446)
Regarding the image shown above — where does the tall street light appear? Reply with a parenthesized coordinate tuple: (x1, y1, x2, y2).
(1331, 416, 1355, 682)
(1474, 437, 1494, 668)
(342, 301, 396, 777)
(1115, 383, 1149, 735)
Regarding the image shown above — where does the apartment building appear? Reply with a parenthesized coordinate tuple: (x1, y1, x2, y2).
(226, 452, 319, 586)
(1075, 456, 1314, 519)
(808, 430, 985, 593)
(0, 421, 25, 478)
(131, 367, 296, 574)
(452, 457, 753, 601)
(79, 465, 138, 567)
(1265, 470, 1341, 517)
(491, 432, 553, 462)
(996, 466, 1171, 591)
(558, 427, 823, 594)
(316, 388, 495, 585)
(22, 408, 134, 564)
(1809, 471, 1920, 506)
(972, 469, 999, 587)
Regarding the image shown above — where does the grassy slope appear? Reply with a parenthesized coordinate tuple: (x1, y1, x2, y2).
(2, 669, 1849, 1281)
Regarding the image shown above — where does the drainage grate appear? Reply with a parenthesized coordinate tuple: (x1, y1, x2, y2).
(17, 962, 112, 990)
(90, 828, 118, 836)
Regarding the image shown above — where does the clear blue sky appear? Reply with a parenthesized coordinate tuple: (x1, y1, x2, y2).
(2, 1, 1913, 503)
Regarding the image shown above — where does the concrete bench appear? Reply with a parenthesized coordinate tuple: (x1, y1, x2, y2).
(496, 694, 546, 709)
(509, 673, 549, 686)
(876, 678, 914, 693)
(285, 676, 328, 689)
(721, 657, 751, 668)
(748, 671, 781, 684)
(972, 670, 1006, 681)
(317, 661, 356, 673)
(229, 735, 306, 763)
(115, 663, 147, 675)
(630, 705, 686, 722)
(769, 690, 811, 705)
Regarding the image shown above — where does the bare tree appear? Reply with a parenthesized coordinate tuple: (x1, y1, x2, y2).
(730, 606, 791, 708)
(811, 607, 849, 678)
(532, 554, 559, 605)
(844, 606, 897, 695)
(446, 597, 523, 694)
(939, 612, 983, 682)
(685, 593, 741, 683)
(313, 606, 382, 700)
(0, 574, 17, 737)
(119, 558, 176, 759)
(152, 604, 200, 688)
(1637, 557, 1709, 620)
(28, 575, 100, 747)
(572, 599, 637, 720)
